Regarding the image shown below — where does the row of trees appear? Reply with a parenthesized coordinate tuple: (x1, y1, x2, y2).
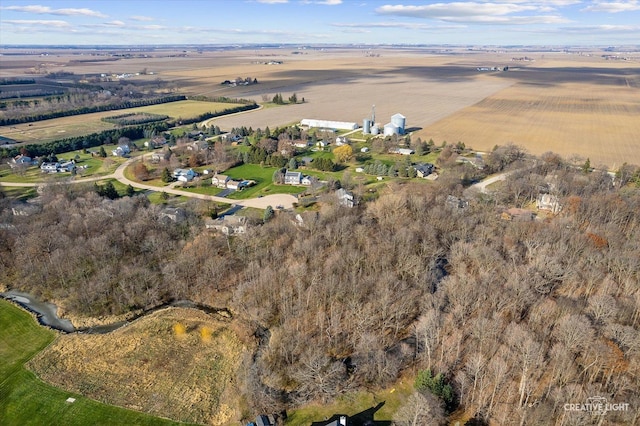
(0, 94, 186, 126)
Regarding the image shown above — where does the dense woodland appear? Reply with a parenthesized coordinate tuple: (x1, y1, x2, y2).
(1, 152, 639, 425)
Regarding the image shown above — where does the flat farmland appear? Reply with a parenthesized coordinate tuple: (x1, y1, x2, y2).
(2, 48, 639, 167)
(418, 79, 640, 168)
(0, 100, 243, 144)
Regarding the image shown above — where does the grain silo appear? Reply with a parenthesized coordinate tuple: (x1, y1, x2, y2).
(384, 122, 399, 137)
(371, 124, 379, 135)
(391, 113, 406, 135)
(363, 119, 371, 134)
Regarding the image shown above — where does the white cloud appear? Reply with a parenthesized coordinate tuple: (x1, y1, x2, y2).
(256, 0, 289, 3)
(1, 4, 108, 18)
(3, 19, 71, 28)
(130, 15, 154, 22)
(375, 2, 570, 24)
(559, 24, 640, 31)
(300, 0, 342, 4)
(582, 1, 640, 12)
(333, 21, 465, 30)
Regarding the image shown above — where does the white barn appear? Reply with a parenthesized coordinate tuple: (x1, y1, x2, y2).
(300, 119, 358, 131)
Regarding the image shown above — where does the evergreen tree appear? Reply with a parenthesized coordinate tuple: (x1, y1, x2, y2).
(99, 146, 107, 158)
(126, 184, 135, 197)
(263, 205, 274, 222)
(161, 167, 172, 183)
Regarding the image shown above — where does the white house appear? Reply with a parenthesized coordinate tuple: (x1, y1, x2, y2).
(536, 194, 562, 214)
(112, 144, 130, 157)
(301, 175, 313, 186)
(40, 162, 60, 173)
(212, 173, 230, 188)
(284, 171, 302, 185)
(336, 188, 355, 208)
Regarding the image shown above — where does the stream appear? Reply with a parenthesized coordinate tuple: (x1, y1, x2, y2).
(0, 290, 232, 334)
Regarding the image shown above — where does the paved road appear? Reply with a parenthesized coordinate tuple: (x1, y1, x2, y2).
(1, 155, 298, 209)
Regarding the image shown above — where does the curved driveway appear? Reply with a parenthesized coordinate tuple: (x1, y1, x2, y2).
(1, 155, 298, 209)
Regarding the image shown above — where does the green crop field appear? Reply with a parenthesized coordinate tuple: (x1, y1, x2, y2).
(0, 300, 185, 426)
(0, 100, 244, 144)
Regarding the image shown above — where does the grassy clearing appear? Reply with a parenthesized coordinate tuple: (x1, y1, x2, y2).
(285, 379, 414, 425)
(0, 300, 184, 426)
(28, 307, 245, 425)
(0, 101, 243, 144)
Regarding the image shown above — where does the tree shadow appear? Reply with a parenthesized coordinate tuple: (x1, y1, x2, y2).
(310, 401, 391, 426)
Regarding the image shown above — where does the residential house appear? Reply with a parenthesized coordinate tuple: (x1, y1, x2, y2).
(294, 140, 312, 148)
(112, 144, 130, 157)
(336, 188, 355, 208)
(40, 162, 61, 173)
(9, 154, 34, 168)
(446, 195, 469, 210)
(284, 170, 302, 185)
(335, 136, 347, 146)
(144, 136, 167, 149)
(537, 193, 562, 213)
(59, 160, 76, 172)
(457, 155, 485, 170)
(206, 215, 248, 235)
(173, 168, 197, 182)
(414, 163, 435, 178)
(187, 140, 208, 152)
(211, 173, 230, 188)
(159, 208, 186, 223)
(301, 175, 313, 186)
(226, 179, 241, 190)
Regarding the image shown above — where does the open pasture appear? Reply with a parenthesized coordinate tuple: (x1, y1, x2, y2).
(0, 100, 242, 144)
(28, 307, 245, 425)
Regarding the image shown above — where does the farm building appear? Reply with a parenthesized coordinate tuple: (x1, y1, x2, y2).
(300, 119, 358, 131)
(389, 147, 414, 155)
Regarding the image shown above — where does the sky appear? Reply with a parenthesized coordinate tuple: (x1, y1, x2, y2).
(1, 0, 639, 46)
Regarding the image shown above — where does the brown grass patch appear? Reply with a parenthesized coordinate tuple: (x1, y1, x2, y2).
(28, 307, 245, 425)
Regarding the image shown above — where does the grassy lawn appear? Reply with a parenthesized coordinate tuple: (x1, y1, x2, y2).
(0, 300, 185, 426)
(180, 185, 224, 196)
(146, 191, 190, 204)
(285, 379, 414, 426)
